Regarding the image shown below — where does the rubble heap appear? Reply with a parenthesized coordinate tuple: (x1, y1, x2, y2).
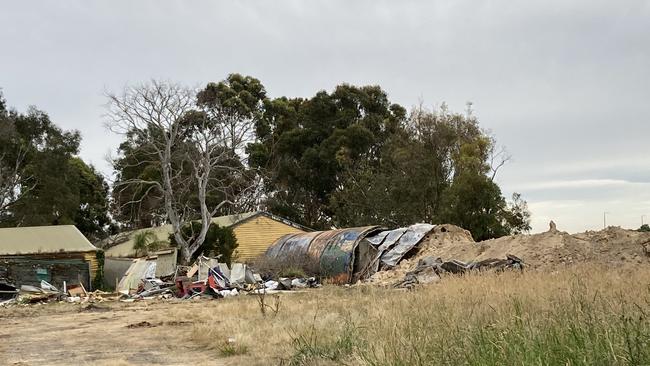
(368, 222, 650, 287)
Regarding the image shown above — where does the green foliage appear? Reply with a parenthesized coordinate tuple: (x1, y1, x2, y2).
(0, 92, 111, 240)
(92, 250, 105, 291)
(278, 267, 307, 278)
(217, 341, 249, 357)
(249, 84, 406, 229)
(169, 222, 238, 264)
(299, 101, 530, 239)
(252, 85, 530, 239)
(132, 230, 166, 256)
(109, 77, 529, 243)
(196, 73, 266, 121)
(441, 171, 510, 240)
(111, 74, 264, 233)
(111, 133, 166, 229)
(638, 224, 650, 232)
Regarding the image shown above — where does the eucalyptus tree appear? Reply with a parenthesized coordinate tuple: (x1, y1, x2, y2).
(107, 75, 265, 262)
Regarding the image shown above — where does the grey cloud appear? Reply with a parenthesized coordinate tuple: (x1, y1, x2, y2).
(1, 0, 648, 232)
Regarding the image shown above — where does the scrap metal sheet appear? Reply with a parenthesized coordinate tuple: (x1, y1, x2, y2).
(117, 258, 157, 292)
(365, 230, 390, 246)
(307, 230, 341, 263)
(268, 231, 321, 260)
(198, 257, 221, 281)
(264, 226, 380, 283)
(362, 228, 408, 277)
(377, 228, 407, 252)
(380, 224, 435, 267)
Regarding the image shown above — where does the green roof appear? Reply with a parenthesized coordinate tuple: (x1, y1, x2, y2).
(103, 212, 261, 257)
(0, 225, 98, 255)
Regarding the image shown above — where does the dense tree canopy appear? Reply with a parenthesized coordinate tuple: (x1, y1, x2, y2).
(1, 72, 533, 248)
(0, 91, 111, 241)
(111, 78, 530, 242)
(248, 84, 406, 229)
(250, 87, 530, 239)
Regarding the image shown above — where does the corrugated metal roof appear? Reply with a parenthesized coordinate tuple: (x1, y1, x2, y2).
(0, 225, 98, 255)
(265, 226, 381, 283)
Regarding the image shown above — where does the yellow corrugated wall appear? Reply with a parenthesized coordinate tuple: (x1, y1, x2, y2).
(82, 252, 99, 281)
(232, 215, 305, 262)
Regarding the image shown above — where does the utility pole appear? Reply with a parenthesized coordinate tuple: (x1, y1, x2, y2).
(603, 211, 610, 229)
(643, 215, 646, 226)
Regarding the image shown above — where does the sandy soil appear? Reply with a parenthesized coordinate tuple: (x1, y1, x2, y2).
(369, 224, 650, 284)
(0, 301, 231, 366)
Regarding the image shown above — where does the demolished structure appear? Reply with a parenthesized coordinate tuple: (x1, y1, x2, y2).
(0, 225, 102, 291)
(265, 223, 522, 285)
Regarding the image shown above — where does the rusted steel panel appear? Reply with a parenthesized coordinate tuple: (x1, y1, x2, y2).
(377, 228, 407, 252)
(319, 226, 380, 283)
(270, 231, 322, 263)
(264, 226, 381, 283)
(265, 233, 299, 258)
(307, 230, 341, 263)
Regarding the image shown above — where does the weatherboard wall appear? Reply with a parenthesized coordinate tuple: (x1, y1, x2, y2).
(232, 215, 305, 261)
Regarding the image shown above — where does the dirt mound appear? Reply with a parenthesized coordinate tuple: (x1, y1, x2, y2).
(369, 224, 476, 284)
(368, 223, 650, 285)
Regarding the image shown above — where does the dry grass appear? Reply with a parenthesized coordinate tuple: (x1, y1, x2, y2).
(2, 263, 649, 365)
(169, 263, 650, 365)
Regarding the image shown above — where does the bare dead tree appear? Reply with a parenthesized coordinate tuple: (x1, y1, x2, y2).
(488, 142, 511, 181)
(105, 81, 257, 262)
(105, 81, 200, 261)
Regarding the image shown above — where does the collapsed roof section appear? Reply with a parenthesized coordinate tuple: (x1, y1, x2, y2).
(264, 223, 437, 283)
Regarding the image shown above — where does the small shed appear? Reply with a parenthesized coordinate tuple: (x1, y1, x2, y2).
(103, 211, 309, 262)
(0, 225, 100, 290)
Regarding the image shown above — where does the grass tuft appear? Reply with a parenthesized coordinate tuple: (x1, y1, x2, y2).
(217, 340, 249, 357)
(288, 317, 364, 365)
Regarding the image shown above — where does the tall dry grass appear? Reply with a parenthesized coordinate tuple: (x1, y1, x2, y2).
(170, 264, 650, 365)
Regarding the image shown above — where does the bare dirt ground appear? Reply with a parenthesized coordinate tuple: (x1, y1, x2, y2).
(0, 301, 232, 366)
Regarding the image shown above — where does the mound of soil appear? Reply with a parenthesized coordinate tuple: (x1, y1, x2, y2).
(368, 223, 650, 285)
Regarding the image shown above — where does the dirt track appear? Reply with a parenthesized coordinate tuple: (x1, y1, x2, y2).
(0, 301, 229, 366)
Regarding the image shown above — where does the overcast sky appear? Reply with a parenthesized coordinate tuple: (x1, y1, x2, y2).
(1, 1, 649, 233)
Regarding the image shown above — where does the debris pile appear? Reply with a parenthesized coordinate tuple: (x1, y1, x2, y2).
(393, 254, 524, 289)
(265, 223, 524, 288)
(369, 222, 650, 286)
(116, 255, 319, 302)
(0, 279, 117, 307)
(363, 224, 523, 286)
(2, 255, 320, 307)
(0, 282, 19, 305)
